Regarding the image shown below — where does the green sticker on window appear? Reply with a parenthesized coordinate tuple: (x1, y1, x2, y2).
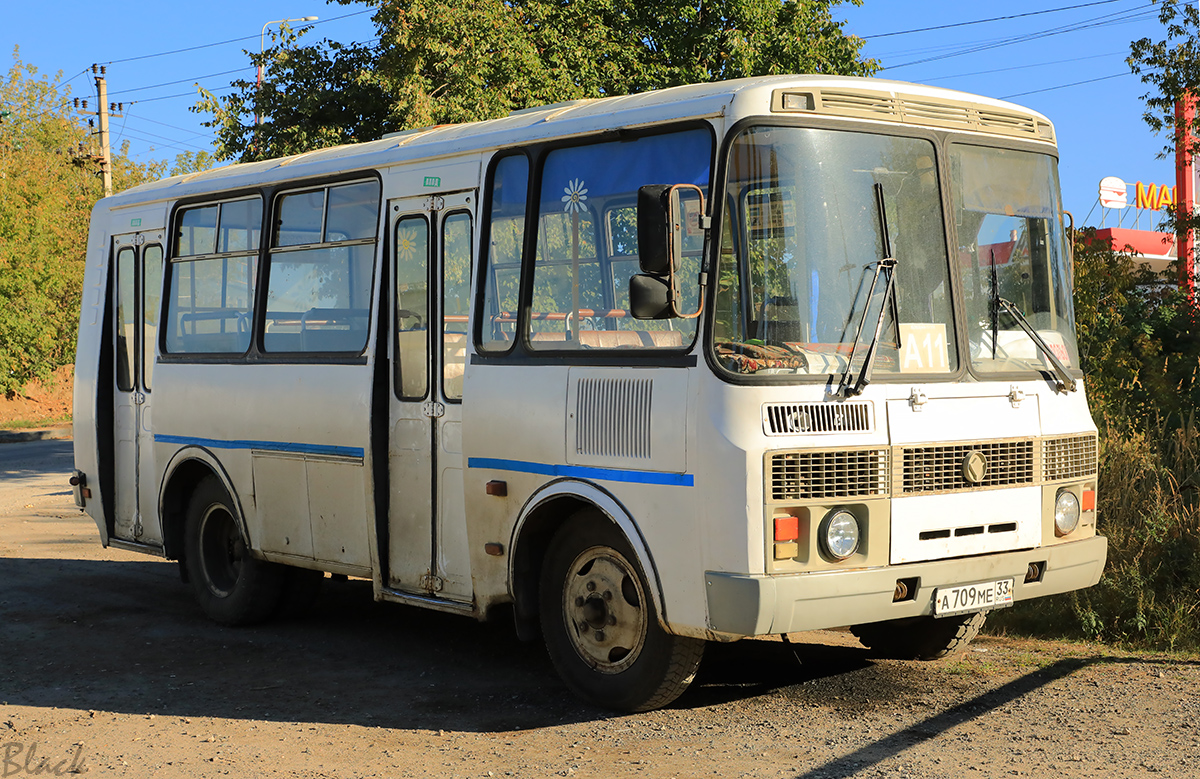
(423, 176, 441, 188)
(131, 218, 142, 227)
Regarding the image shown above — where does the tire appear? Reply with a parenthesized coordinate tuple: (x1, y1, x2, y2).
(539, 513, 704, 712)
(851, 611, 988, 660)
(183, 475, 285, 626)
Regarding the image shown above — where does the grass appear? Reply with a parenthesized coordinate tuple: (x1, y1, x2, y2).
(0, 415, 72, 431)
(989, 413, 1200, 652)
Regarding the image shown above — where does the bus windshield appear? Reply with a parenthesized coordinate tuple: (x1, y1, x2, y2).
(712, 126, 956, 378)
(950, 144, 1080, 378)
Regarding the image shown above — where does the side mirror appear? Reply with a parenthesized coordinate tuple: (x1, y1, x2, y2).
(633, 183, 709, 320)
(628, 273, 673, 320)
(638, 185, 674, 274)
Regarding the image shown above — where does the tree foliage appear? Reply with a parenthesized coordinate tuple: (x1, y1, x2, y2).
(196, 0, 878, 162)
(0, 49, 162, 396)
(1128, 0, 1200, 237)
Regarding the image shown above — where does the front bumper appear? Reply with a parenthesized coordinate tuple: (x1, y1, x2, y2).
(705, 534, 1107, 636)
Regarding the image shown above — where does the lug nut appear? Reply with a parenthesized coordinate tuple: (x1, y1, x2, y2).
(575, 596, 584, 607)
(603, 590, 612, 601)
(607, 615, 617, 626)
(594, 631, 605, 642)
(586, 581, 596, 592)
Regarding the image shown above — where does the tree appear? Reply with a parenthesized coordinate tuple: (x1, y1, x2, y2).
(1129, 0, 1200, 239)
(0, 48, 162, 396)
(170, 150, 218, 177)
(196, 0, 878, 162)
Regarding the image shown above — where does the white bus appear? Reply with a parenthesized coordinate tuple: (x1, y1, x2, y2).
(73, 74, 1106, 712)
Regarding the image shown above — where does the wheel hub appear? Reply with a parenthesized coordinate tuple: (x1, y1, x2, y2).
(198, 504, 243, 598)
(562, 546, 647, 673)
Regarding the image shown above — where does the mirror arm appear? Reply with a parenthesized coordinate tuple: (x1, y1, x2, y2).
(666, 183, 708, 319)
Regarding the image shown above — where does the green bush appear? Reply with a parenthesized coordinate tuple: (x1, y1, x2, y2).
(992, 229, 1200, 650)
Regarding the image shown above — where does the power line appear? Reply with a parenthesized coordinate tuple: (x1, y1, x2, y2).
(105, 67, 255, 99)
(128, 112, 216, 139)
(102, 7, 373, 66)
(117, 129, 210, 154)
(120, 125, 205, 148)
(924, 50, 1125, 82)
(882, 5, 1154, 66)
(1001, 71, 1131, 99)
(862, 0, 1131, 39)
(882, 5, 1156, 71)
(130, 86, 237, 105)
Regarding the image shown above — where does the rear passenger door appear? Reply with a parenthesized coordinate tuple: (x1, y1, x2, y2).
(387, 191, 475, 602)
(111, 231, 164, 543)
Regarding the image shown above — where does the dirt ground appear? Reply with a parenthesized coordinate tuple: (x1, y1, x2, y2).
(0, 367, 73, 428)
(2, 440, 1200, 779)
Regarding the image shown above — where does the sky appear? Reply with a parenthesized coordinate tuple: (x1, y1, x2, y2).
(0, 0, 1183, 227)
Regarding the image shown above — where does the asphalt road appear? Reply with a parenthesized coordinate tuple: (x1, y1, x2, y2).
(0, 438, 73, 514)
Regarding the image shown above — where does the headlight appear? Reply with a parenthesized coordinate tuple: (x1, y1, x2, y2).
(820, 509, 860, 560)
(1054, 490, 1081, 536)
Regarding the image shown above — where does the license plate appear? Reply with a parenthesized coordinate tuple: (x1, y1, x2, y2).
(933, 578, 1014, 617)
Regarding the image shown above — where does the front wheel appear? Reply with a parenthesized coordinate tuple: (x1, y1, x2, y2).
(539, 514, 704, 712)
(850, 611, 987, 660)
(183, 475, 284, 626)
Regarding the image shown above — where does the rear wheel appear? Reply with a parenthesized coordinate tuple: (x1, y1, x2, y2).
(539, 513, 704, 712)
(183, 475, 284, 626)
(851, 611, 987, 660)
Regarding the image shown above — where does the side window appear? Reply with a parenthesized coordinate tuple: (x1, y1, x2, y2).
(115, 247, 136, 391)
(442, 211, 472, 401)
(395, 216, 429, 400)
(528, 128, 712, 350)
(165, 197, 262, 354)
(142, 245, 163, 389)
(478, 154, 528, 352)
(264, 180, 381, 353)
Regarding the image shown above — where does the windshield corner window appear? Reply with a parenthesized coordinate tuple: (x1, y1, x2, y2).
(713, 127, 956, 379)
(951, 144, 1080, 378)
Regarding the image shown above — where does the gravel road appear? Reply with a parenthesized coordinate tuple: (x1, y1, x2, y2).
(1, 440, 1197, 778)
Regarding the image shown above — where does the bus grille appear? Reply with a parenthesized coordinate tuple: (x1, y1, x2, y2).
(575, 377, 653, 459)
(1043, 434, 1099, 481)
(762, 402, 871, 435)
(769, 449, 889, 501)
(901, 439, 1035, 494)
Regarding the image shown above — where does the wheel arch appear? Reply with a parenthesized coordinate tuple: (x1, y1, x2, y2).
(159, 447, 248, 561)
(508, 479, 666, 640)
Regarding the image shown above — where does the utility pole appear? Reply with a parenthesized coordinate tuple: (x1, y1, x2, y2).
(73, 65, 122, 197)
(94, 65, 112, 197)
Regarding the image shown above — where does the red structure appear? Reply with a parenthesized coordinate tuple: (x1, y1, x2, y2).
(1092, 227, 1177, 273)
(1175, 97, 1195, 294)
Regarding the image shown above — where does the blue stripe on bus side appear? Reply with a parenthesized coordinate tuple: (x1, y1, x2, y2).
(467, 457, 695, 487)
(154, 434, 364, 460)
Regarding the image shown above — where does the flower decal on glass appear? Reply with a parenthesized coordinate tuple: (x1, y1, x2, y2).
(562, 178, 588, 214)
(396, 227, 421, 262)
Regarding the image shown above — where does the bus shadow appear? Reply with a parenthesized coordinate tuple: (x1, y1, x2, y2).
(7, 553, 1172, 737)
(0, 553, 885, 731)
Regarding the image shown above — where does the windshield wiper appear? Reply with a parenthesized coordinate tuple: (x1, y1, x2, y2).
(989, 249, 999, 359)
(839, 184, 900, 397)
(993, 297, 1078, 393)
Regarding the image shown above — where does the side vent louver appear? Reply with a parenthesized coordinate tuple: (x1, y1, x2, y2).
(575, 378, 652, 459)
(763, 402, 872, 435)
